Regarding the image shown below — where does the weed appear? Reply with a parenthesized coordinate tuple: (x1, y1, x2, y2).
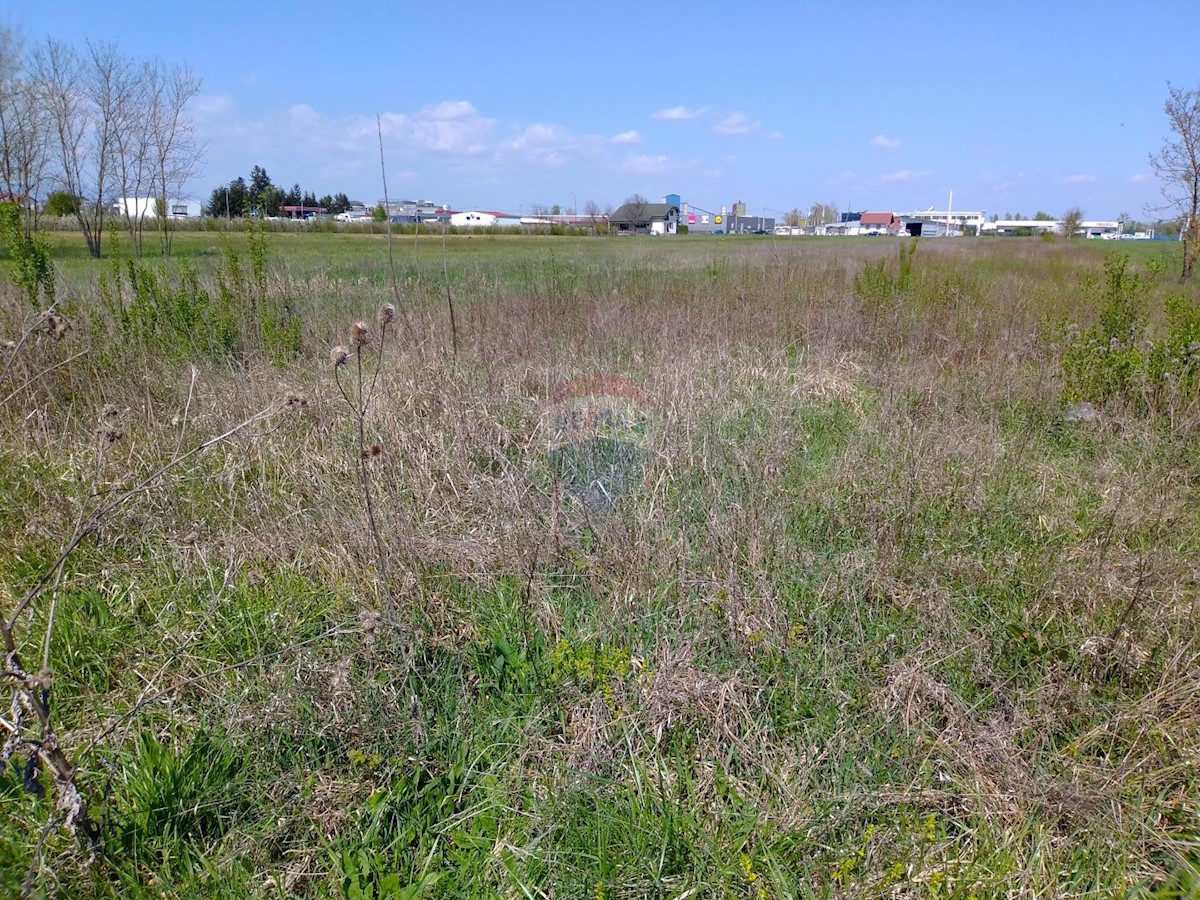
(1061, 251, 1200, 414)
(0, 201, 56, 307)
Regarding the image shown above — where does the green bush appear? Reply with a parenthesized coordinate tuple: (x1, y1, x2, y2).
(1060, 251, 1200, 412)
(0, 201, 55, 307)
(43, 191, 82, 217)
(853, 239, 919, 312)
(95, 219, 302, 364)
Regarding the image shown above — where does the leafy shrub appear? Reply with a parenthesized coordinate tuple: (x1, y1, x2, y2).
(1060, 252, 1148, 404)
(99, 255, 237, 359)
(1060, 251, 1200, 412)
(0, 202, 55, 307)
(853, 239, 919, 313)
(96, 218, 302, 363)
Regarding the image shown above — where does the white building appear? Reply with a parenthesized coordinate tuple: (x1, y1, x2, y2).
(114, 197, 202, 219)
(980, 219, 1121, 238)
(900, 208, 986, 235)
(449, 210, 523, 228)
(1079, 221, 1121, 239)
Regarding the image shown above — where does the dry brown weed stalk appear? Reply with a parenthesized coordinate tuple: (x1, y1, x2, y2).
(332, 304, 397, 617)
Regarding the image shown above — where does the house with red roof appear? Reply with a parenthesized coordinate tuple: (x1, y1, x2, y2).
(859, 211, 900, 235)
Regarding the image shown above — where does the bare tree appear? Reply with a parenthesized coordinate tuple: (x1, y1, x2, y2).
(35, 39, 133, 258)
(785, 207, 803, 228)
(1150, 83, 1200, 279)
(1062, 207, 1084, 239)
(584, 199, 600, 233)
(624, 193, 649, 230)
(0, 28, 51, 233)
(112, 57, 154, 255)
(148, 60, 202, 256)
(807, 202, 838, 227)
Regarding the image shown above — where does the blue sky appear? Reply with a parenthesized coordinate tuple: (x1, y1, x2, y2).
(7, 2, 1198, 218)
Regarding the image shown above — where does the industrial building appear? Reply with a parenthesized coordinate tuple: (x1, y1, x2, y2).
(899, 208, 987, 236)
(449, 210, 522, 228)
(981, 219, 1120, 238)
(385, 199, 451, 224)
(112, 197, 202, 219)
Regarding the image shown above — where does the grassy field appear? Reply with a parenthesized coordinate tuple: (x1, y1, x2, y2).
(1, 228, 1198, 897)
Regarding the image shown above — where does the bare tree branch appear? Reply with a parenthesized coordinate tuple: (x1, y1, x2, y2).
(1150, 82, 1200, 278)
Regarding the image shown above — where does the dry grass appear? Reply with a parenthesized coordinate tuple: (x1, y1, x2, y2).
(0, 233, 1197, 896)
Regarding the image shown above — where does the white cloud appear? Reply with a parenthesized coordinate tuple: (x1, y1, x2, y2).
(1061, 174, 1097, 185)
(767, 130, 784, 140)
(619, 154, 674, 175)
(713, 111, 760, 136)
(191, 94, 235, 119)
(499, 122, 610, 168)
(287, 104, 322, 129)
(874, 169, 927, 184)
(828, 170, 857, 184)
(870, 134, 901, 149)
(652, 105, 707, 121)
(196, 98, 504, 191)
(425, 99, 481, 121)
(189, 96, 623, 200)
(502, 123, 563, 151)
(1127, 173, 1151, 183)
(373, 101, 499, 156)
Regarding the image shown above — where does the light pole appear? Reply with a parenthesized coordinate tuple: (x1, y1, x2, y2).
(570, 191, 577, 220)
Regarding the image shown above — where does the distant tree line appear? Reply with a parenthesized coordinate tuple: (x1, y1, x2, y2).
(0, 27, 202, 257)
(205, 165, 353, 219)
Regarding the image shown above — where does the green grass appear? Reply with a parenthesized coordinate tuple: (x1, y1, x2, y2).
(1, 229, 1198, 897)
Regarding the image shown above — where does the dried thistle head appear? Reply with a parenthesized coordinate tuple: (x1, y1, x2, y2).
(284, 391, 310, 410)
(96, 427, 123, 446)
(330, 345, 349, 367)
(45, 314, 70, 341)
(99, 404, 121, 422)
(378, 303, 396, 326)
(359, 609, 382, 645)
(360, 443, 383, 460)
(350, 321, 370, 348)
